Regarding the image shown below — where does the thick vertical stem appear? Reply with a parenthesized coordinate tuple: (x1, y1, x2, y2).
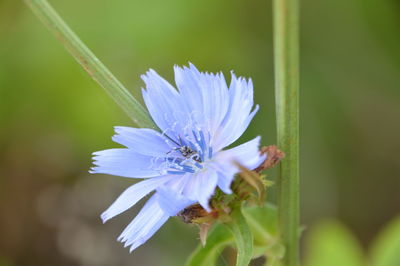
(24, 0, 156, 129)
(273, 0, 300, 265)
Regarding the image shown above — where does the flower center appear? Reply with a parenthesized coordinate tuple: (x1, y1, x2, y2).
(162, 130, 213, 176)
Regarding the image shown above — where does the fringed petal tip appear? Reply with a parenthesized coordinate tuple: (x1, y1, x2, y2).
(174, 63, 228, 80)
(113, 126, 128, 135)
(253, 104, 260, 114)
(140, 68, 156, 81)
(91, 151, 102, 157)
(88, 149, 165, 178)
(109, 194, 172, 253)
(229, 70, 253, 86)
(100, 213, 108, 224)
(117, 213, 169, 253)
(100, 176, 174, 228)
(89, 165, 104, 174)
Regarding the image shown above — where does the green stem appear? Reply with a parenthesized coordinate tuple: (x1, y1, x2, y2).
(24, 0, 157, 129)
(273, 0, 300, 265)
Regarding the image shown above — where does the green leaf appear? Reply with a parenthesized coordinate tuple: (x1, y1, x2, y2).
(225, 207, 254, 266)
(303, 220, 365, 266)
(370, 216, 400, 266)
(243, 203, 283, 263)
(185, 224, 233, 266)
(242, 203, 278, 247)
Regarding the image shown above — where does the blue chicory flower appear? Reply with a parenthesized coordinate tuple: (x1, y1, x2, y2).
(91, 64, 265, 252)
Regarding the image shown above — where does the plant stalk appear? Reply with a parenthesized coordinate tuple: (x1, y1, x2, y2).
(273, 0, 300, 265)
(24, 0, 156, 129)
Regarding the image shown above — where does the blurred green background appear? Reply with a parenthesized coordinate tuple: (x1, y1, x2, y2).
(0, 0, 399, 265)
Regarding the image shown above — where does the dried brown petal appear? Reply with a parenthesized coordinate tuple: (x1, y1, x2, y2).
(255, 145, 285, 172)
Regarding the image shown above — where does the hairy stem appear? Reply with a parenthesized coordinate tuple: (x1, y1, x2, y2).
(24, 0, 156, 129)
(273, 0, 300, 265)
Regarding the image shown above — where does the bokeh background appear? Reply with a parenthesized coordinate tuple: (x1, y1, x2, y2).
(1, 0, 399, 265)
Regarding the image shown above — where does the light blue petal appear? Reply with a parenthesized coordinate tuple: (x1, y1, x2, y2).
(162, 173, 191, 193)
(141, 69, 188, 139)
(90, 149, 164, 178)
(117, 196, 157, 243)
(207, 161, 236, 194)
(182, 172, 200, 201)
(182, 170, 218, 212)
(157, 187, 195, 216)
(217, 136, 265, 170)
(220, 104, 259, 150)
(118, 195, 169, 252)
(174, 64, 204, 123)
(213, 74, 258, 150)
(196, 171, 218, 211)
(101, 175, 174, 223)
(212, 137, 265, 193)
(216, 172, 233, 194)
(174, 64, 230, 134)
(209, 72, 230, 133)
(112, 126, 174, 157)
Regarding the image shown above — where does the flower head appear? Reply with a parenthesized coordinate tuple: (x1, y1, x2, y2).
(91, 64, 265, 252)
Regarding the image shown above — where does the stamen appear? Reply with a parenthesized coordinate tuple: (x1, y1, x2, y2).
(182, 165, 195, 173)
(198, 130, 207, 161)
(192, 130, 205, 161)
(199, 130, 207, 152)
(170, 165, 184, 170)
(167, 170, 186, 175)
(166, 157, 183, 164)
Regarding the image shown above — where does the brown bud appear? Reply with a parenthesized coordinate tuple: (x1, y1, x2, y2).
(255, 145, 285, 172)
(177, 204, 211, 223)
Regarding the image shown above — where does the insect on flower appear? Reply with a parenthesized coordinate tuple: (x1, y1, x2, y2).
(166, 136, 202, 162)
(90, 63, 265, 252)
